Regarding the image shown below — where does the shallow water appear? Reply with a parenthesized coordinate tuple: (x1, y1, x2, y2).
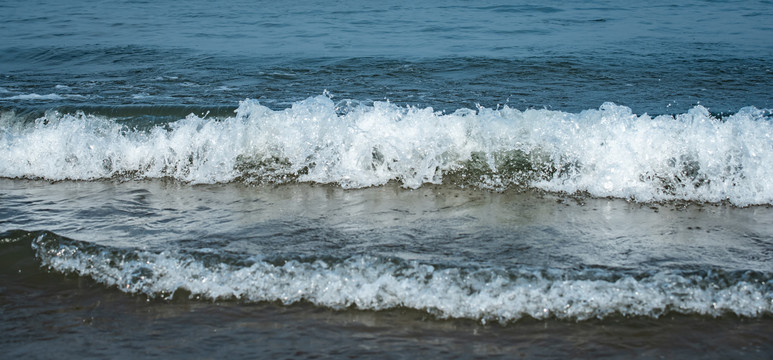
(4, 179, 773, 273)
(2, 276, 772, 359)
(3, 180, 773, 358)
(2, 181, 773, 358)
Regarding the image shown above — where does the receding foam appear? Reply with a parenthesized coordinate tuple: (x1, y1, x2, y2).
(31, 232, 773, 323)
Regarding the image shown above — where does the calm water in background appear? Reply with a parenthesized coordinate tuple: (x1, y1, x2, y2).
(2, 0, 772, 115)
(2, 0, 773, 358)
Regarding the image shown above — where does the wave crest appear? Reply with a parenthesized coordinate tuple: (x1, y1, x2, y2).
(2, 96, 772, 205)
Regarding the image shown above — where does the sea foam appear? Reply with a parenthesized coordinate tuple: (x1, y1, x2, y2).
(1, 95, 772, 205)
(4, 93, 65, 101)
(30, 231, 773, 323)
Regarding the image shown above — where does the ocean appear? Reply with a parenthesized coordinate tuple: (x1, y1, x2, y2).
(2, 0, 773, 358)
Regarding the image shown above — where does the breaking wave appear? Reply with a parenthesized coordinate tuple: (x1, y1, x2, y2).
(2, 95, 772, 205)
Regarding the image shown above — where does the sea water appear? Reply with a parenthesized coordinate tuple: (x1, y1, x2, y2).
(2, 0, 773, 358)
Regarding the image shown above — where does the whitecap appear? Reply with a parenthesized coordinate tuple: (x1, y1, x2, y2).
(1, 96, 772, 205)
(5, 93, 64, 100)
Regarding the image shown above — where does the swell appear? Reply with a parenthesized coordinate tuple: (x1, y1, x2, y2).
(2, 96, 772, 205)
(3, 229, 772, 323)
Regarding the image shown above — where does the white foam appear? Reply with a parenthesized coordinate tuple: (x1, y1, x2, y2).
(527, 104, 773, 206)
(3, 93, 87, 100)
(1, 96, 772, 205)
(32, 234, 773, 323)
(5, 93, 64, 100)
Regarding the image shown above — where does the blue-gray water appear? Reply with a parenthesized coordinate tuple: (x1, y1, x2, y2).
(2, 0, 772, 115)
(2, 1, 773, 358)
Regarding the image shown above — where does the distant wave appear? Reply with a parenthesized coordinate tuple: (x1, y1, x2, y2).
(4, 93, 64, 101)
(2, 93, 87, 101)
(3, 230, 770, 323)
(2, 95, 772, 205)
